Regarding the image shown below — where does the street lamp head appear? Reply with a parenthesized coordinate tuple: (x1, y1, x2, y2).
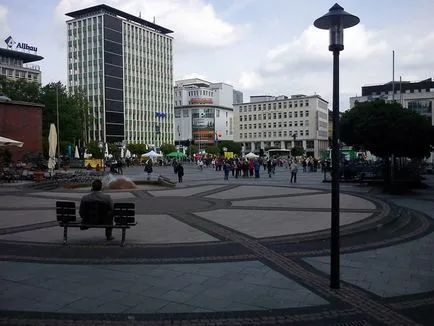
(314, 3, 360, 52)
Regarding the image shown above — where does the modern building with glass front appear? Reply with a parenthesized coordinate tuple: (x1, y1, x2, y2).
(233, 94, 329, 158)
(174, 78, 239, 150)
(66, 4, 174, 145)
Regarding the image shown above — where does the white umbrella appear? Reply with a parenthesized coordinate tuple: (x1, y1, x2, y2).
(0, 136, 23, 147)
(104, 143, 109, 158)
(48, 123, 57, 170)
(143, 150, 163, 158)
(120, 147, 124, 158)
(125, 149, 132, 158)
(74, 145, 80, 159)
(244, 152, 259, 158)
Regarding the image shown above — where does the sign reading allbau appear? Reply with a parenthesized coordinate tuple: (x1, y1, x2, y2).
(4, 35, 38, 53)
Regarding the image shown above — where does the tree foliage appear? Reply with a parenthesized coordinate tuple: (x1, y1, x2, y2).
(86, 141, 104, 159)
(0, 75, 40, 102)
(127, 143, 148, 155)
(205, 145, 219, 155)
(218, 140, 242, 155)
(291, 146, 305, 157)
(108, 143, 120, 158)
(0, 77, 91, 157)
(159, 143, 176, 155)
(341, 100, 434, 158)
(41, 83, 91, 155)
(188, 144, 198, 156)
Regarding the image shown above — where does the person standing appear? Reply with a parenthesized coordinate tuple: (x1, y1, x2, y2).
(267, 159, 273, 178)
(290, 161, 298, 183)
(177, 162, 184, 183)
(144, 159, 153, 180)
(223, 160, 231, 180)
(254, 159, 261, 178)
(79, 179, 114, 241)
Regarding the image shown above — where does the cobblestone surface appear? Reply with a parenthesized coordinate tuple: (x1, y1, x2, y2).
(1, 167, 434, 325)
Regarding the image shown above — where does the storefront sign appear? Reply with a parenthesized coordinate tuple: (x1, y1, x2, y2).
(190, 98, 213, 104)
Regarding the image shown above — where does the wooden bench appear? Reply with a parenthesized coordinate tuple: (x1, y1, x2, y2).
(56, 201, 137, 246)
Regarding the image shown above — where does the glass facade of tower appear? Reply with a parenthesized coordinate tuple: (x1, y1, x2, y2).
(66, 5, 174, 146)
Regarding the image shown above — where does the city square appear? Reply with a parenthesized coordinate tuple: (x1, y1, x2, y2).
(1, 165, 434, 325)
(1, 0, 434, 325)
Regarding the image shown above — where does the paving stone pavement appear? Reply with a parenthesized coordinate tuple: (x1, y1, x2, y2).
(0, 167, 433, 325)
(304, 230, 434, 297)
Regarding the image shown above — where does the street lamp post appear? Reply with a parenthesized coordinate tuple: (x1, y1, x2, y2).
(291, 133, 297, 159)
(314, 3, 359, 289)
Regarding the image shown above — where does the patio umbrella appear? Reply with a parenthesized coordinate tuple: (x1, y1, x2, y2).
(167, 151, 186, 158)
(244, 152, 259, 158)
(125, 149, 132, 158)
(143, 150, 163, 158)
(48, 123, 57, 170)
(74, 145, 80, 159)
(104, 143, 109, 158)
(0, 136, 23, 147)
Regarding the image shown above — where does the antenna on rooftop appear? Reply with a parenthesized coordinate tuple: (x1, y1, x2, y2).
(153, 16, 155, 24)
(139, 11, 141, 18)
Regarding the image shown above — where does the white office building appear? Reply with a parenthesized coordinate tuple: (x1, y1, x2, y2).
(174, 78, 240, 148)
(66, 4, 174, 145)
(234, 94, 329, 158)
(350, 78, 434, 125)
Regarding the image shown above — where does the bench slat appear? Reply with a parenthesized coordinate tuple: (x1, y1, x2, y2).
(56, 201, 77, 222)
(59, 223, 136, 228)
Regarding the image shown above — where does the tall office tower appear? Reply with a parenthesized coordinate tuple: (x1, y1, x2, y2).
(66, 4, 174, 146)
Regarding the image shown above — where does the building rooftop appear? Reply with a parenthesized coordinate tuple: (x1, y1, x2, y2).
(361, 78, 434, 96)
(66, 4, 173, 34)
(0, 48, 43, 63)
(241, 94, 328, 105)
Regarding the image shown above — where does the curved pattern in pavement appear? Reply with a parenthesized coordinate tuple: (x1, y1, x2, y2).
(1, 174, 434, 326)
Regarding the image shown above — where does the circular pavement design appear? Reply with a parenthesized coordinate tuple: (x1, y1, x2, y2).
(1, 179, 433, 326)
(0, 183, 429, 264)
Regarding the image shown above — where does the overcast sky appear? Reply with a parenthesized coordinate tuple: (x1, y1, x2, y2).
(1, 0, 433, 110)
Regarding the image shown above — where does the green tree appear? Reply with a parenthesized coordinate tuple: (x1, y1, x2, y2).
(40, 82, 92, 157)
(340, 100, 434, 187)
(217, 141, 242, 155)
(341, 100, 433, 158)
(160, 143, 176, 154)
(188, 144, 198, 156)
(205, 145, 219, 155)
(127, 143, 148, 155)
(108, 143, 120, 158)
(86, 140, 104, 159)
(291, 146, 305, 157)
(0, 75, 40, 102)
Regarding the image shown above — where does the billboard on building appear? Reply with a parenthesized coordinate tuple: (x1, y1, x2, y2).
(192, 117, 215, 144)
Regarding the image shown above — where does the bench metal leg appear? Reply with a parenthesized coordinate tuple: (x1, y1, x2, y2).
(121, 228, 126, 247)
(63, 226, 68, 245)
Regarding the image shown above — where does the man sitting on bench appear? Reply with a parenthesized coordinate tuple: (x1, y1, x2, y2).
(79, 179, 115, 241)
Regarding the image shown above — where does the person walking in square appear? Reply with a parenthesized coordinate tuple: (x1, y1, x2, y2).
(290, 161, 298, 183)
(176, 162, 184, 183)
